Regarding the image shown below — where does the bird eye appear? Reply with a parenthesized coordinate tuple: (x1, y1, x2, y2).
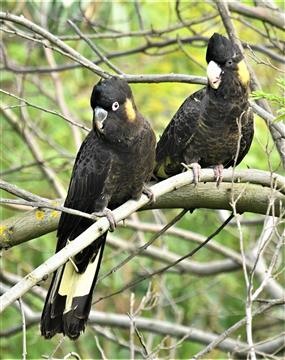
(112, 101, 119, 111)
(227, 59, 233, 66)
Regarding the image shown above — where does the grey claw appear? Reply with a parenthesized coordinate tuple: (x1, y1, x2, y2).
(142, 185, 155, 203)
(91, 208, 116, 232)
(182, 162, 201, 185)
(214, 164, 224, 187)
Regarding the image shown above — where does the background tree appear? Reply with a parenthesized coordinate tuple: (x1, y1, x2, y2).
(0, 1, 284, 359)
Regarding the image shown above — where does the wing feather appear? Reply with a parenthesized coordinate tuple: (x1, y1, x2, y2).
(155, 88, 205, 177)
(56, 132, 111, 252)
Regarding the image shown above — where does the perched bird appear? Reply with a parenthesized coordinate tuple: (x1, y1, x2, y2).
(154, 33, 254, 183)
(41, 77, 156, 340)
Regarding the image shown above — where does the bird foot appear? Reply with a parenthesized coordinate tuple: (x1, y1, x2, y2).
(213, 164, 224, 187)
(182, 162, 201, 185)
(142, 184, 155, 203)
(91, 208, 116, 232)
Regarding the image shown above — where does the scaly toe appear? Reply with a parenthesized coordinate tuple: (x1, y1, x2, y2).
(91, 208, 117, 232)
(142, 184, 155, 203)
(182, 162, 201, 185)
(213, 164, 224, 187)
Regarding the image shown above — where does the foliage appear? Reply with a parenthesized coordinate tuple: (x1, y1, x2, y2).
(252, 78, 285, 121)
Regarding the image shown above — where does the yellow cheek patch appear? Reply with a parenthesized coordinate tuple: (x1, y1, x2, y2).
(124, 98, 136, 122)
(237, 60, 250, 87)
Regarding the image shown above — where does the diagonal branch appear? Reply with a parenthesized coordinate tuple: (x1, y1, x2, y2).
(0, 171, 195, 312)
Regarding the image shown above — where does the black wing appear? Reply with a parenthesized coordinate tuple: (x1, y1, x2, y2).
(154, 87, 205, 178)
(56, 131, 112, 252)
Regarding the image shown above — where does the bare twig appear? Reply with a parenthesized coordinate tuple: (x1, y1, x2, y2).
(1, 89, 89, 132)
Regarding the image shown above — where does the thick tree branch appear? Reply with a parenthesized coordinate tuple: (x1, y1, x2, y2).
(1, 169, 284, 249)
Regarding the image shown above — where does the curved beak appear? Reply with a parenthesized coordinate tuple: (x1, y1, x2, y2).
(207, 61, 222, 89)
(93, 107, 108, 131)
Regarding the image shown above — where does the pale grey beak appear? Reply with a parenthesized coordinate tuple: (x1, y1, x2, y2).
(207, 60, 222, 89)
(94, 106, 108, 131)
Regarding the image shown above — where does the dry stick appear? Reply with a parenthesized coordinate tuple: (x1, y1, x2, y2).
(67, 20, 123, 75)
(18, 298, 27, 360)
(128, 294, 136, 360)
(1, 89, 89, 132)
(94, 213, 234, 305)
(94, 336, 107, 360)
(43, 47, 83, 151)
(233, 108, 256, 358)
(0, 198, 94, 222)
(0, 179, 50, 203)
(60, 14, 217, 41)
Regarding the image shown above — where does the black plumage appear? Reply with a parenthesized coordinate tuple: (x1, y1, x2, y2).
(154, 33, 254, 182)
(41, 77, 156, 340)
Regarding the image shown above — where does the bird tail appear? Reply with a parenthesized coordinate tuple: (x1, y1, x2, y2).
(40, 233, 107, 340)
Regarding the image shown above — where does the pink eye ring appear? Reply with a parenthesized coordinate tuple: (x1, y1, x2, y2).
(112, 101, 119, 111)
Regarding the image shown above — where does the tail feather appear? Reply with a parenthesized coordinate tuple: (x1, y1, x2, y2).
(41, 234, 106, 339)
